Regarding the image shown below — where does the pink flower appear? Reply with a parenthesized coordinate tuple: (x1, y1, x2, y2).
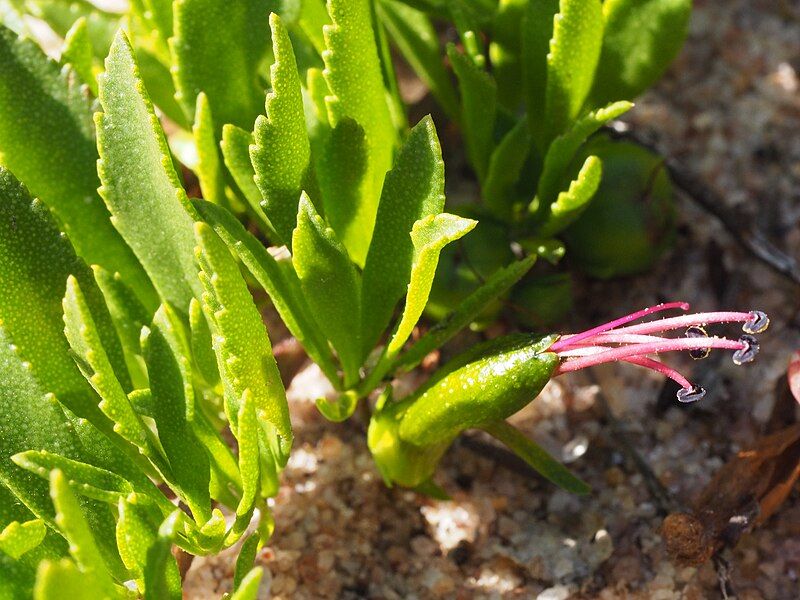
(551, 302, 769, 403)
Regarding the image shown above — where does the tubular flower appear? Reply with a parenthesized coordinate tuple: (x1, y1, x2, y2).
(551, 302, 769, 402)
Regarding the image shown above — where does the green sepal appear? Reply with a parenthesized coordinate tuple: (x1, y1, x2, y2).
(398, 334, 559, 446)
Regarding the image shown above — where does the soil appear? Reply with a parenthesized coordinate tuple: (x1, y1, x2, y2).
(180, 1, 800, 598)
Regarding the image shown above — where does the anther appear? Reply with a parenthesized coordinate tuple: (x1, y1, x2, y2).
(732, 334, 759, 365)
(685, 325, 711, 360)
(743, 310, 769, 334)
(677, 385, 707, 403)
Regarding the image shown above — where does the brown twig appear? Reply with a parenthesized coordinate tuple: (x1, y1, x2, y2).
(605, 127, 800, 287)
(593, 377, 740, 598)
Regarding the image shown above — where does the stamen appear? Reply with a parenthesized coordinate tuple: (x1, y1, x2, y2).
(624, 356, 693, 389)
(743, 310, 769, 334)
(555, 336, 746, 374)
(550, 302, 690, 352)
(732, 335, 759, 365)
(677, 385, 707, 403)
(561, 333, 675, 347)
(686, 326, 711, 360)
(608, 311, 767, 337)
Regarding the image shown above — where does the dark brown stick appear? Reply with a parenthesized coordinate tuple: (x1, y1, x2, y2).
(605, 127, 800, 287)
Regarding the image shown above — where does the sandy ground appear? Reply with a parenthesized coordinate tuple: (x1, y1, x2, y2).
(179, 1, 800, 598)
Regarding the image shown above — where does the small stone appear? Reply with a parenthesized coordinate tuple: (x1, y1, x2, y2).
(536, 584, 571, 600)
(421, 566, 455, 596)
(410, 535, 437, 557)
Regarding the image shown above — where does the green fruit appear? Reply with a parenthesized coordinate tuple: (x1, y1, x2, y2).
(562, 136, 676, 278)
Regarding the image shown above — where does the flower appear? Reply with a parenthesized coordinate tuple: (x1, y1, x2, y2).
(550, 302, 769, 403)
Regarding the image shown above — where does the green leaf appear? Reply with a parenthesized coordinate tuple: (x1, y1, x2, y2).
(0, 519, 46, 560)
(489, 0, 527, 110)
(170, 0, 271, 129)
(297, 0, 330, 54)
(92, 266, 150, 388)
(322, 0, 398, 265)
(398, 335, 558, 446)
(590, 0, 691, 105)
(233, 534, 260, 591)
(14, 451, 133, 506)
(315, 118, 369, 257)
(26, 0, 118, 59)
(544, 0, 604, 140)
(537, 155, 602, 237)
(117, 495, 181, 594)
(232, 390, 261, 530)
(221, 125, 271, 227)
(192, 199, 339, 384)
(482, 420, 590, 494)
(195, 222, 292, 459)
(536, 100, 632, 206)
(63, 276, 155, 455)
(192, 92, 226, 205)
(62, 17, 96, 94)
(385, 214, 476, 357)
(189, 297, 220, 387)
(292, 194, 363, 386)
(447, 0, 485, 67)
(447, 44, 496, 183)
(0, 25, 156, 310)
(378, 0, 459, 121)
(393, 255, 537, 374)
(33, 558, 111, 600)
(250, 13, 311, 246)
(521, 0, 559, 147)
(142, 512, 182, 600)
(483, 117, 531, 221)
(361, 116, 445, 356)
(230, 567, 263, 600)
(48, 470, 118, 597)
(0, 168, 128, 431)
(142, 307, 211, 523)
(315, 390, 358, 423)
(0, 482, 65, 600)
(96, 31, 200, 316)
